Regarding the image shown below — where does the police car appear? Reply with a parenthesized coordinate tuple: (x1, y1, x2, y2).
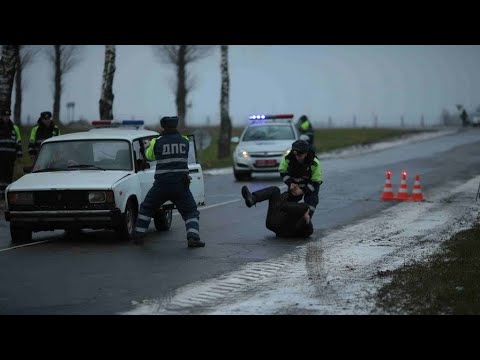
(231, 114, 300, 181)
(4, 120, 205, 244)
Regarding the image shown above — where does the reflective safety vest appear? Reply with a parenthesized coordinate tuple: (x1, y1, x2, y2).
(0, 121, 22, 158)
(145, 133, 190, 183)
(29, 124, 60, 156)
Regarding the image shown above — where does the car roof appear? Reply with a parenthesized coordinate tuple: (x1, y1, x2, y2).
(42, 128, 160, 143)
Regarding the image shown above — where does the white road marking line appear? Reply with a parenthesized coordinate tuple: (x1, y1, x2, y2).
(0, 240, 53, 252)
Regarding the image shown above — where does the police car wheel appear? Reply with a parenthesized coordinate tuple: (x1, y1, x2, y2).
(10, 224, 32, 244)
(154, 208, 172, 231)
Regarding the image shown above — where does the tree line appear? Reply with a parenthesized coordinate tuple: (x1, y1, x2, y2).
(0, 45, 233, 159)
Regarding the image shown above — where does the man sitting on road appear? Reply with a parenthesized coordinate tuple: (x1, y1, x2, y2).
(241, 184, 313, 238)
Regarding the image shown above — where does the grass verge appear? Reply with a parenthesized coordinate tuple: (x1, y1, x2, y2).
(376, 222, 480, 315)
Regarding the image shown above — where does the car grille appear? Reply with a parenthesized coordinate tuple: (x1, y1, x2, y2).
(10, 191, 114, 211)
(250, 152, 283, 158)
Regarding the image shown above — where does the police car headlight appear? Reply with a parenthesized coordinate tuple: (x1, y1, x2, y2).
(7, 192, 34, 205)
(237, 149, 249, 158)
(88, 191, 106, 203)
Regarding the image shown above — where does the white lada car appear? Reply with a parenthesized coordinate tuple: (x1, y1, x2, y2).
(4, 120, 205, 243)
(231, 114, 300, 181)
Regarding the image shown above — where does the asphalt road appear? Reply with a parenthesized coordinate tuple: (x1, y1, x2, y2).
(1, 128, 479, 314)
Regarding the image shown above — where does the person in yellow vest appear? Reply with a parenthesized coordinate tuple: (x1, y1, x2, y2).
(28, 111, 60, 161)
(297, 114, 314, 144)
(0, 109, 22, 200)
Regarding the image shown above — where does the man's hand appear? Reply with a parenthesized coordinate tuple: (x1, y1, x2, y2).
(304, 209, 310, 224)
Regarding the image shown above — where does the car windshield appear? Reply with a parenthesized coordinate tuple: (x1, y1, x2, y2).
(33, 140, 132, 172)
(242, 125, 295, 141)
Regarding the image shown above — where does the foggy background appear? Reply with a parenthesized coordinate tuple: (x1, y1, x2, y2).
(17, 45, 480, 128)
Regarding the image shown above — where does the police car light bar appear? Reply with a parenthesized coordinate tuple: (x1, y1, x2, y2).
(249, 114, 294, 120)
(92, 120, 144, 128)
(92, 120, 113, 126)
(121, 120, 144, 126)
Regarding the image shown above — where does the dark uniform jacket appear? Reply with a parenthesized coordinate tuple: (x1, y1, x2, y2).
(266, 191, 313, 238)
(28, 120, 60, 156)
(0, 120, 22, 160)
(145, 129, 190, 183)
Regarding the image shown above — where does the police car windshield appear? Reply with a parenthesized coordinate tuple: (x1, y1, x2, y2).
(242, 125, 295, 141)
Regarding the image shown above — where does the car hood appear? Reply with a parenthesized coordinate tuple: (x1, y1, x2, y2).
(7, 171, 131, 191)
(238, 140, 294, 153)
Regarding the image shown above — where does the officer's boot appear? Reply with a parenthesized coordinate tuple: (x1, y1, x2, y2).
(241, 186, 256, 208)
(188, 238, 205, 248)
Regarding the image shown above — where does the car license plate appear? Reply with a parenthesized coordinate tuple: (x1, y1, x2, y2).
(255, 159, 277, 167)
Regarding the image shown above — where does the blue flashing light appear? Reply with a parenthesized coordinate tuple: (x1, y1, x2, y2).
(122, 120, 144, 126)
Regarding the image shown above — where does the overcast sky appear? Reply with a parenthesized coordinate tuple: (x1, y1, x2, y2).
(17, 45, 480, 128)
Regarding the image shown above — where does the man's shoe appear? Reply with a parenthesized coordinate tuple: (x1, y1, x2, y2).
(188, 238, 205, 248)
(241, 186, 255, 208)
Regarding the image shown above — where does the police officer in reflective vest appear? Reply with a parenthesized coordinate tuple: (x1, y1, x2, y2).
(133, 116, 204, 248)
(278, 139, 322, 219)
(28, 111, 60, 160)
(297, 114, 314, 144)
(0, 109, 23, 200)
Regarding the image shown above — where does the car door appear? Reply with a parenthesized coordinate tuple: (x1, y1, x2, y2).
(186, 134, 205, 206)
(133, 138, 156, 201)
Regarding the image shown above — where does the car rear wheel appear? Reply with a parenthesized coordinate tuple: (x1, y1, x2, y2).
(116, 200, 137, 240)
(154, 208, 172, 231)
(10, 224, 32, 244)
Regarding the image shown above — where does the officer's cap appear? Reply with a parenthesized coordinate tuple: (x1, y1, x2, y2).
(291, 139, 310, 154)
(160, 116, 179, 129)
(40, 111, 52, 119)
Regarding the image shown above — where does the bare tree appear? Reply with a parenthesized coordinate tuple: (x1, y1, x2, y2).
(0, 45, 19, 113)
(218, 45, 232, 159)
(45, 45, 83, 124)
(13, 45, 41, 125)
(152, 45, 213, 130)
(99, 45, 116, 120)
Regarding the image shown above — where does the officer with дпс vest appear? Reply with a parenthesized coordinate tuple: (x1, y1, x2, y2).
(0, 109, 23, 200)
(133, 116, 204, 248)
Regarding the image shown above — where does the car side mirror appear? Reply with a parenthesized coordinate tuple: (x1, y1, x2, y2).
(231, 136, 240, 144)
(23, 166, 33, 174)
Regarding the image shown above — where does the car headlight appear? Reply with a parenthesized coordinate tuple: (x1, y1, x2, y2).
(236, 149, 249, 158)
(88, 191, 107, 203)
(7, 192, 34, 205)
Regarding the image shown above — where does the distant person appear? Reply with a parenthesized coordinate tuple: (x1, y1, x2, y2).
(460, 109, 470, 127)
(0, 109, 22, 200)
(297, 114, 314, 144)
(28, 111, 60, 161)
(241, 185, 313, 238)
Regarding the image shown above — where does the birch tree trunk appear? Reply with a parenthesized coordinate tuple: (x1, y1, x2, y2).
(0, 45, 19, 113)
(99, 45, 116, 120)
(218, 45, 232, 159)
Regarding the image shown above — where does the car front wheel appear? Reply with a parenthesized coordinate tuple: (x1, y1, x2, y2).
(116, 200, 137, 240)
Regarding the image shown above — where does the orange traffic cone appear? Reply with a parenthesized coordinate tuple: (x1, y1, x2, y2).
(381, 171, 395, 200)
(395, 171, 410, 201)
(410, 175, 425, 201)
